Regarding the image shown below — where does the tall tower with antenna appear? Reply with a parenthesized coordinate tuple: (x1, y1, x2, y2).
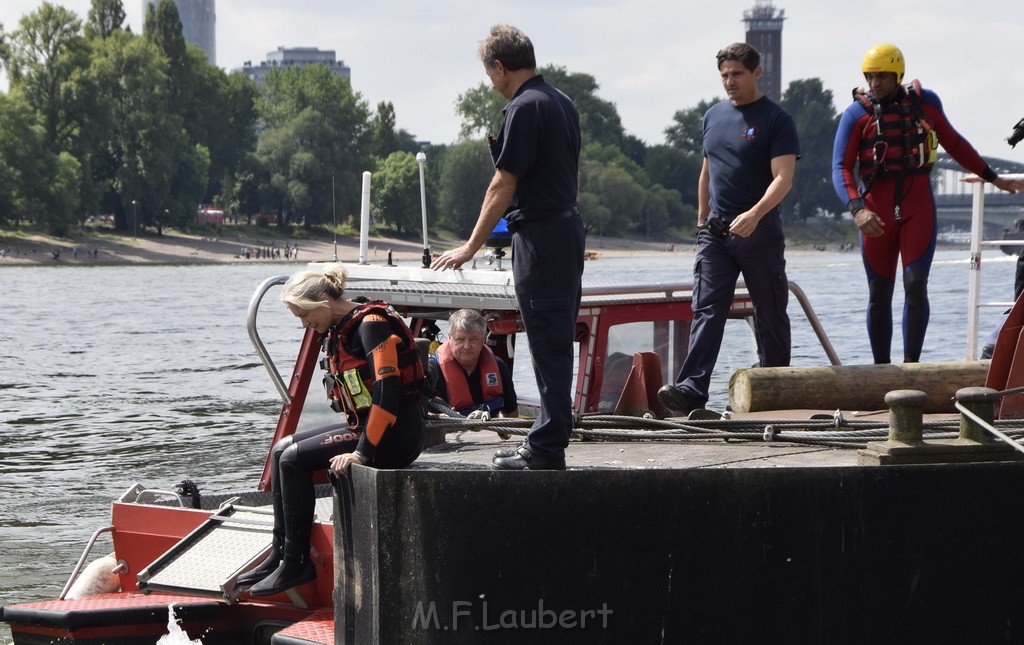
(743, 0, 785, 102)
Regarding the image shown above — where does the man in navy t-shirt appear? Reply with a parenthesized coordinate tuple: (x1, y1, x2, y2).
(431, 24, 584, 469)
(659, 42, 800, 416)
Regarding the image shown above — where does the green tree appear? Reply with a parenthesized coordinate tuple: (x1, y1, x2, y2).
(373, 151, 421, 234)
(622, 133, 648, 167)
(370, 101, 399, 162)
(5, 2, 125, 226)
(91, 30, 205, 233)
(645, 144, 702, 209)
(4, 3, 90, 153)
(455, 83, 504, 141)
(395, 129, 421, 155)
(211, 72, 259, 200)
(542, 66, 625, 149)
(221, 152, 264, 224)
(45, 151, 83, 235)
(0, 24, 8, 66)
(184, 61, 257, 201)
(577, 191, 610, 240)
(780, 78, 840, 220)
(145, 0, 246, 204)
(257, 115, 320, 226)
(451, 65, 703, 240)
(456, 65, 628, 150)
(665, 98, 719, 156)
(580, 160, 645, 237)
(2, 5, 98, 233)
(578, 143, 649, 234)
(73, 26, 126, 220)
(69, 27, 117, 219)
(643, 184, 690, 236)
(257, 65, 371, 227)
(436, 140, 491, 236)
(160, 142, 210, 230)
(85, 0, 125, 40)
(581, 142, 648, 187)
(143, 0, 187, 107)
(0, 92, 53, 227)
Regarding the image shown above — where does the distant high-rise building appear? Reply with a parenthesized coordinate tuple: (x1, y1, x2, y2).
(235, 47, 352, 86)
(143, 0, 216, 65)
(743, 0, 785, 102)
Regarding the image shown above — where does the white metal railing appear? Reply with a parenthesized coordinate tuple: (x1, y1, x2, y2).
(966, 173, 1024, 359)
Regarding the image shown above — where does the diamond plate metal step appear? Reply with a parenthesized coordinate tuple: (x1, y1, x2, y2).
(137, 504, 275, 602)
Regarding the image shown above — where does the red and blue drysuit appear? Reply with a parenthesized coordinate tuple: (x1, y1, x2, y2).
(832, 82, 997, 363)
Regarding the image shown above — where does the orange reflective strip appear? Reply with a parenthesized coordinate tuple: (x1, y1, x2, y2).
(365, 333, 401, 445)
(370, 334, 401, 377)
(365, 407, 397, 446)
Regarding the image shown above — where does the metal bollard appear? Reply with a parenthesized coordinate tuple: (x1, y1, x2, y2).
(955, 387, 1000, 443)
(884, 389, 928, 444)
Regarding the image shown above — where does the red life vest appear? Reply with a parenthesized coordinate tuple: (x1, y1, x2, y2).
(436, 342, 505, 415)
(853, 79, 937, 184)
(322, 302, 423, 422)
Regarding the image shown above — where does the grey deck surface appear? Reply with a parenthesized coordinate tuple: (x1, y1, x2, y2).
(414, 430, 863, 471)
(411, 410, 969, 471)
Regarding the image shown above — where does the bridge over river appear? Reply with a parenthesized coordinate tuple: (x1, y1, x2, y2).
(933, 152, 1024, 237)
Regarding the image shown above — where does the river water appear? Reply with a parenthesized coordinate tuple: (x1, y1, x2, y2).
(0, 248, 1015, 642)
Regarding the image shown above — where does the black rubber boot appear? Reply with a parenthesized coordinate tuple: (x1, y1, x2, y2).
(236, 531, 283, 587)
(247, 539, 316, 597)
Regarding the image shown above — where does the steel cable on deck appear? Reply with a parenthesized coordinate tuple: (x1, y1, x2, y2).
(426, 413, 1024, 450)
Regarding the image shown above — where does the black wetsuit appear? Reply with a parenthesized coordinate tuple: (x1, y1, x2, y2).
(267, 312, 424, 549)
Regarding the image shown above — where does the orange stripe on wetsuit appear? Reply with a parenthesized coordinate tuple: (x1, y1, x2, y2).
(324, 302, 424, 457)
(362, 313, 401, 448)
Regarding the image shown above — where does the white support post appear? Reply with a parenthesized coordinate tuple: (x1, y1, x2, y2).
(416, 152, 430, 267)
(966, 178, 986, 360)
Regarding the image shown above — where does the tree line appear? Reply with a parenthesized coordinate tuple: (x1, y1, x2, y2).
(0, 0, 843, 239)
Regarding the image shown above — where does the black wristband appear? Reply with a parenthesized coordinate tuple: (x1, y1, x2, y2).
(847, 199, 865, 216)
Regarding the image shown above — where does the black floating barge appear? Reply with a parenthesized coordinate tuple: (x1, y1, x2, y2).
(332, 435, 1024, 644)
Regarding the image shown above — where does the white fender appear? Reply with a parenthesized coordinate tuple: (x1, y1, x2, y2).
(65, 553, 120, 599)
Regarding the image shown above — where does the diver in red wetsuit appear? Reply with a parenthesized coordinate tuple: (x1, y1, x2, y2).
(832, 43, 1024, 363)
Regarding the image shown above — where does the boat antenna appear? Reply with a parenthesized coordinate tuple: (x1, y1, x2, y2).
(331, 172, 338, 262)
(416, 152, 430, 267)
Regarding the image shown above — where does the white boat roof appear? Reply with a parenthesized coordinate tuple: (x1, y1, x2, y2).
(307, 260, 734, 314)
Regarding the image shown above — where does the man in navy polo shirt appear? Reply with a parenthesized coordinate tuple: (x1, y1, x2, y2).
(431, 24, 584, 470)
(658, 42, 799, 416)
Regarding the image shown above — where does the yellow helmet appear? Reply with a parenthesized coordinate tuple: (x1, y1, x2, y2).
(861, 44, 905, 83)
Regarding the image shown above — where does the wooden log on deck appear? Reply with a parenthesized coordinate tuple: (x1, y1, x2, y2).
(729, 361, 989, 414)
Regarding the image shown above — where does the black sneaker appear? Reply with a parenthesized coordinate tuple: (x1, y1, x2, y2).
(492, 442, 527, 460)
(492, 446, 566, 471)
(657, 385, 705, 414)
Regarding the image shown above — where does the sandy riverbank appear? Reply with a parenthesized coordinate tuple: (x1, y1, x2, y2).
(0, 228, 685, 266)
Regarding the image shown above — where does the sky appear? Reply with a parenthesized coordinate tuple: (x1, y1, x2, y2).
(2, 0, 1024, 162)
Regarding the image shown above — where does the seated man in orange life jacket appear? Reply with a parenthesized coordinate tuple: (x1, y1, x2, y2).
(427, 309, 519, 418)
